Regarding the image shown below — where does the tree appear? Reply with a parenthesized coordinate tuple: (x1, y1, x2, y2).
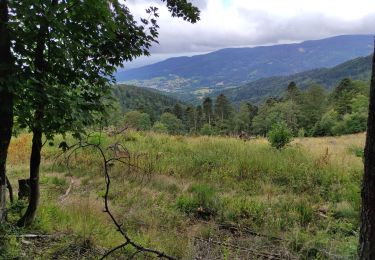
(200, 123, 215, 136)
(247, 102, 258, 125)
(3, 0, 199, 226)
(312, 109, 338, 136)
(234, 102, 251, 133)
(267, 122, 293, 150)
(330, 78, 354, 117)
(123, 111, 151, 130)
(173, 103, 184, 120)
(360, 45, 375, 258)
(214, 94, 232, 121)
(152, 121, 168, 134)
(202, 97, 213, 125)
(252, 100, 298, 136)
(298, 85, 327, 134)
(185, 106, 196, 133)
(160, 112, 183, 134)
(0, 0, 14, 223)
(285, 81, 300, 101)
(196, 105, 204, 130)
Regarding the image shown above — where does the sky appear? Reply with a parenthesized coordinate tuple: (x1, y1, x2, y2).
(123, 0, 375, 69)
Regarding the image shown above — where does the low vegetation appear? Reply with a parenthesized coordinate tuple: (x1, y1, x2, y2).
(2, 131, 365, 258)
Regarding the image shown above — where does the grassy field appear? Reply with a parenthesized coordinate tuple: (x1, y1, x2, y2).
(1, 131, 365, 259)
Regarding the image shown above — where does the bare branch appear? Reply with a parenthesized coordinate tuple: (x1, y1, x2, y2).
(62, 137, 176, 260)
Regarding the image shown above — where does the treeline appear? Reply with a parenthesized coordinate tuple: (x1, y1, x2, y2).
(118, 78, 369, 137)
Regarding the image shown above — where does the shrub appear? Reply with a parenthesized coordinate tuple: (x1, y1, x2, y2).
(152, 121, 168, 133)
(159, 112, 183, 134)
(176, 184, 220, 219)
(297, 128, 305, 138)
(123, 110, 151, 131)
(348, 145, 364, 159)
(267, 122, 293, 149)
(200, 123, 215, 136)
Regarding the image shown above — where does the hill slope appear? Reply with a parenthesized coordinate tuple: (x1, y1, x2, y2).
(217, 54, 372, 104)
(113, 85, 185, 121)
(116, 35, 373, 98)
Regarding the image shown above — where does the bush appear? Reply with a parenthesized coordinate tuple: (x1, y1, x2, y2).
(160, 112, 183, 134)
(348, 145, 364, 159)
(267, 122, 293, 149)
(176, 184, 221, 219)
(297, 128, 305, 138)
(200, 123, 215, 136)
(152, 121, 168, 133)
(123, 110, 151, 131)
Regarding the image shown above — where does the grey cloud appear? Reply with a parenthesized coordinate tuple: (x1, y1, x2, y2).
(149, 10, 375, 54)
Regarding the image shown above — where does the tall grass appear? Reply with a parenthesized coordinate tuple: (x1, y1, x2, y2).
(4, 131, 365, 258)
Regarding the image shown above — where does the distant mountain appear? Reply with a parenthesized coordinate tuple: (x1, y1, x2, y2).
(113, 85, 186, 121)
(116, 35, 373, 99)
(217, 55, 372, 104)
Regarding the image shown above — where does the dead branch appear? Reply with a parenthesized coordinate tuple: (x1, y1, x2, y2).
(58, 177, 74, 203)
(108, 125, 129, 137)
(62, 139, 176, 260)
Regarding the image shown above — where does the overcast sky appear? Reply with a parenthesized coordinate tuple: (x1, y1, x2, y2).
(123, 0, 375, 69)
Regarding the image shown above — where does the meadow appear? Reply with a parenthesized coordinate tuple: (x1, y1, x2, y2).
(1, 131, 365, 259)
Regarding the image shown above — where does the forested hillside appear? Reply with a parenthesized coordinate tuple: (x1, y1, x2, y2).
(116, 35, 373, 99)
(121, 78, 368, 139)
(112, 85, 186, 122)
(219, 55, 372, 103)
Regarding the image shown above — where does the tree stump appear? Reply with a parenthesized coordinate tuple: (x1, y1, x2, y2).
(18, 179, 31, 200)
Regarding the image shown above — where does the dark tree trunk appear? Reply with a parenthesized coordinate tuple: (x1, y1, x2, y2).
(0, 0, 13, 224)
(0, 92, 12, 223)
(6, 175, 13, 204)
(18, 179, 31, 201)
(17, 130, 42, 226)
(17, 0, 59, 226)
(360, 44, 375, 258)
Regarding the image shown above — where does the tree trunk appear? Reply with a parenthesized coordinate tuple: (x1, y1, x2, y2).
(6, 175, 13, 204)
(18, 179, 30, 201)
(17, 129, 42, 226)
(360, 45, 375, 258)
(0, 0, 13, 224)
(0, 92, 12, 224)
(17, 0, 59, 226)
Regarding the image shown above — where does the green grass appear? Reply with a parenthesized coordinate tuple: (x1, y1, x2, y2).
(3, 131, 365, 259)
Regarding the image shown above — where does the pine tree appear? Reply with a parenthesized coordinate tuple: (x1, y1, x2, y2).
(196, 105, 204, 130)
(285, 81, 301, 101)
(173, 103, 184, 120)
(185, 106, 196, 133)
(214, 94, 232, 121)
(203, 97, 213, 125)
(247, 102, 258, 129)
(331, 78, 354, 117)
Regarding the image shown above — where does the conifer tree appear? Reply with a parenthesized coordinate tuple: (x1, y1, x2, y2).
(185, 106, 196, 133)
(173, 103, 184, 120)
(203, 97, 213, 125)
(196, 105, 204, 130)
(214, 94, 233, 121)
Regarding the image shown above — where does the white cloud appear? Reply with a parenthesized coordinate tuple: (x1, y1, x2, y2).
(123, 0, 375, 67)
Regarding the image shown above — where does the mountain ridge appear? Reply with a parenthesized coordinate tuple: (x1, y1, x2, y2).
(216, 54, 372, 104)
(116, 34, 373, 99)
